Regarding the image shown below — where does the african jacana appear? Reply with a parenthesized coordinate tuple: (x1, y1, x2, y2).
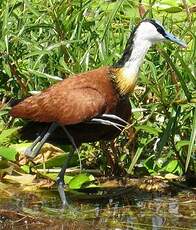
(10, 19, 186, 206)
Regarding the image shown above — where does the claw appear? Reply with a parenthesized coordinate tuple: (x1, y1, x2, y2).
(101, 114, 129, 125)
(24, 134, 43, 157)
(24, 146, 35, 158)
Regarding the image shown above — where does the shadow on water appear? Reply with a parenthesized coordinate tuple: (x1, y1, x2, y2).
(0, 184, 195, 230)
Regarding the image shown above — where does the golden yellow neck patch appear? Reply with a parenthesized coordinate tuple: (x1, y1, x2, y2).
(115, 67, 138, 95)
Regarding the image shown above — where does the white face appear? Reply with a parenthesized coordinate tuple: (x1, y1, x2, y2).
(135, 21, 166, 44)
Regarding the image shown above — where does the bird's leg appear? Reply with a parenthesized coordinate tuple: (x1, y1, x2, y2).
(101, 114, 129, 125)
(57, 146, 75, 207)
(61, 126, 78, 151)
(57, 126, 80, 207)
(61, 126, 82, 170)
(25, 122, 58, 158)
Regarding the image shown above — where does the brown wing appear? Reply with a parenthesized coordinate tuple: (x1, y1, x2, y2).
(10, 67, 116, 125)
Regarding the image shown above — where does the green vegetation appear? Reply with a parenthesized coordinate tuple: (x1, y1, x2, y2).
(0, 0, 195, 191)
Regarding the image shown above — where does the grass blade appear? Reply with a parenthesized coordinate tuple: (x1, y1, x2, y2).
(185, 105, 196, 172)
(160, 49, 192, 101)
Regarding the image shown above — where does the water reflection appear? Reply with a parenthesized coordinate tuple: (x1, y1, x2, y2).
(0, 190, 195, 229)
(168, 199, 179, 215)
(92, 193, 195, 229)
(152, 215, 165, 230)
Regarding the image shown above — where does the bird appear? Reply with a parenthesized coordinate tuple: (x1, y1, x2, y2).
(10, 19, 186, 206)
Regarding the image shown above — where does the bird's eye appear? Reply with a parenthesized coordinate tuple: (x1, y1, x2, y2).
(157, 27, 165, 36)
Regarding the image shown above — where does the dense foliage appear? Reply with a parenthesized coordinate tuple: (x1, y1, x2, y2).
(0, 0, 195, 188)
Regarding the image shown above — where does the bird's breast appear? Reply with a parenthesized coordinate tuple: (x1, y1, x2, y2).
(115, 67, 138, 95)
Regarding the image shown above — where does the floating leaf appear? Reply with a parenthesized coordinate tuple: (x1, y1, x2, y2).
(39, 172, 73, 185)
(69, 173, 95, 189)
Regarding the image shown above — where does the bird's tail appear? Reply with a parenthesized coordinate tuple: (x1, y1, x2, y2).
(4, 98, 67, 144)
(0, 98, 22, 110)
(8, 98, 24, 107)
(20, 121, 69, 145)
(19, 121, 50, 141)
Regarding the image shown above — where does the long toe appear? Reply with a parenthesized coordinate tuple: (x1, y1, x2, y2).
(24, 147, 35, 158)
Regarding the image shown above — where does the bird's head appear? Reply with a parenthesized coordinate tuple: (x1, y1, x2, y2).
(114, 19, 186, 95)
(135, 19, 187, 47)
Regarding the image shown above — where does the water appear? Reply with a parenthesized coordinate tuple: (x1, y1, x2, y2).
(0, 187, 195, 229)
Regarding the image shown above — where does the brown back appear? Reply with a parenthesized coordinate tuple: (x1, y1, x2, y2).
(10, 67, 120, 125)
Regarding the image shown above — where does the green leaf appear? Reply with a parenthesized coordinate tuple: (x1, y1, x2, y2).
(135, 125, 162, 136)
(101, 0, 124, 40)
(0, 147, 17, 161)
(164, 160, 178, 173)
(35, 151, 78, 169)
(2, 62, 12, 77)
(68, 173, 95, 189)
(176, 53, 196, 88)
(158, 7, 182, 13)
(127, 146, 143, 174)
(157, 107, 180, 154)
(0, 110, 9, 116)
(0, 128, 19, 144)
(143, 155, 156, 174)
(11, 143, 31, 154)
(176, 140, 190, 151)
(27, 69, 62, 81)
(43, 173, 73, 184)
(20, 165, 30, 174)
(160, 49, 192, 101)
